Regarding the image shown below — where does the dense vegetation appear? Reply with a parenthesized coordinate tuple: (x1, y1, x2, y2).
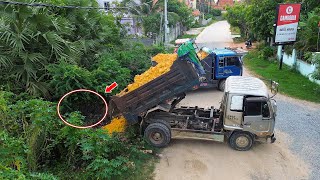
(225, 0, 320, 80)
(122, 0, 194, 36)
(197, 1, 221, 20)
(0, 0, 165, 179)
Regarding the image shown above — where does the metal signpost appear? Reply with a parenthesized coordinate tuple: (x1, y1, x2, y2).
(273, 3, 301, 70)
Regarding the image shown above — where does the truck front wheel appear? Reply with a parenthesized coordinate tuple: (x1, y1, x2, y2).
(218, 79, 226, 91)
(229, 132, 253, 151)
(144, 123, 171, 148)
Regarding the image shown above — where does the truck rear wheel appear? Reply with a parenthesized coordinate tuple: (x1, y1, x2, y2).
(229, 132, 253, 151)
(150, 119, 171, 136)
(144, 123, 171, 148)
(218, 79, 226, 91)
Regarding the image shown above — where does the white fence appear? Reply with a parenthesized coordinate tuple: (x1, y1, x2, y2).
(277, 46, 320, 85)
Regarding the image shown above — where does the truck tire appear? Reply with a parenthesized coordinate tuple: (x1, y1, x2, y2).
(144, 123, 171, 148)
(218, 79, 226, 91)
(229, 132, 253, 151)
(150, 119, 171, 137)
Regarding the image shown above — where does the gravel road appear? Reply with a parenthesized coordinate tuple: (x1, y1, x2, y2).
(270, 86, 320, 180)
(154, 21, 320, 180)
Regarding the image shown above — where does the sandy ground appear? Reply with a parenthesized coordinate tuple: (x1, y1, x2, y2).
(154, 21, 311, 180)
(154, 131, 309, 180)
(155, 85, 310, 180)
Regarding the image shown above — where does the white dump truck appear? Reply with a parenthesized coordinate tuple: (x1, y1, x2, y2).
(141, 76, 277, 151)
(108, 41, 277, 151)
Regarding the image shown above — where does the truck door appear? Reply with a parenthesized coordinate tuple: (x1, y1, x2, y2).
(243, 97, 273, 134)
(223, 56, 242, 77)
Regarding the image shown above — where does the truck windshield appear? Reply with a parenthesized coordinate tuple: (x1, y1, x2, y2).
(225, 57, 241, 67)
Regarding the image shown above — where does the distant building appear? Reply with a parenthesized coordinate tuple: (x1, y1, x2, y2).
(211, 0, 235, 10)
(96, 0, 143, 36)
(178, 0, 197, 9)
(190, 0, 197, 9)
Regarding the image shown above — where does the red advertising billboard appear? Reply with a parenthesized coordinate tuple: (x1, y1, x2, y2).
(274, 3, 301, 44)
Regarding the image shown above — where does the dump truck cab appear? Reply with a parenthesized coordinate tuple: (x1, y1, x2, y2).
(220, 76, 277, 150)
(221, 76, 277, 148)
(199, 48, 244, 91)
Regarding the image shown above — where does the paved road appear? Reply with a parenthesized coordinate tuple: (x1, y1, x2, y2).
(272, 89, 320, 180)
(155, 21, 319, 180)
(195, 20, 233, 49)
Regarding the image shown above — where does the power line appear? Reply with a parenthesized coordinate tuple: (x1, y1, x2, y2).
(0, 0, 154, 10)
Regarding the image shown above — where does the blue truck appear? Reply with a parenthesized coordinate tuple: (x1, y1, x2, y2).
(199, 47, 245, 91)
(174, 39, 245, 91)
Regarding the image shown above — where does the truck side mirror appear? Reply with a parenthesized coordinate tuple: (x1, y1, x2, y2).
(270, 80, 279, 97)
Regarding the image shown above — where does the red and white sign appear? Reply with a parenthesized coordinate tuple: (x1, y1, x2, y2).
(275, 3, 301, 43)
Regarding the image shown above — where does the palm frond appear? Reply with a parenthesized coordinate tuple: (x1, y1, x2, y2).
(0, 57, 11, 70)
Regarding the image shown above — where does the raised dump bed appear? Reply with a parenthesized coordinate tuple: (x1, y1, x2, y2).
(108, 58, 200, 124)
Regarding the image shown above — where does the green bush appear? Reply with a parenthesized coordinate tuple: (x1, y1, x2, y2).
(211, 9, 222, 16)
(0, 131, 27, 171)
(47, 58, 131, 99)
(309, 53, 320, 80)
(0, 131, 58, 179)
(0, 1, 165, 179)
(260, 46, 275, 60)
(191, 20, 201, 28)
(102, 42, 165, 79)
(0, 92, 154, 179)
(142, 13, 162, 35)
(204, 14, 213, 20)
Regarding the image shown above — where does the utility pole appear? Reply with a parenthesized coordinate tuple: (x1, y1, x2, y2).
(279, 45, 284, 70)
(317, 21, 320, 52)
(164, 0, 168, 44)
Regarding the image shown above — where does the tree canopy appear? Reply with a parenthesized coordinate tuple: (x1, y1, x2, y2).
(226, 0, 320, 49)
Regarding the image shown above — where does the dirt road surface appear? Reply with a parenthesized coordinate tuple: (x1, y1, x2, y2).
(154, 21, 314, 180)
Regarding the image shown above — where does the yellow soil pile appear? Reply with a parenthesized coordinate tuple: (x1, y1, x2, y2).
(118, 53, 178, 96)
(102, 115, 127, 134)
(197, 50, 209, 60)
(104, 53, 178, 133)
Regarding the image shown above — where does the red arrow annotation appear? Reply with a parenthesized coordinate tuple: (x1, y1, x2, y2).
(105, 82, 118, 93)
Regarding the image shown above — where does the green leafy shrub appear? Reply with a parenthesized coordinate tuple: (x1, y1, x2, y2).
(0, 91, 155, 179)
(0, 131, 27, 172)
(204, 13, 213, 20)
(191, 20, 201, 28)
(47, 63, 94, 99)
(92, 57, 131, 94)
(142, 13, 162, 35)
(294, 8, 320, 52)
(211, 8, 222, 16)
(102, 42, 166, 79)
(310, 53, 320, 80)
(260, 46, 275, 60)
(0, 131, 58, 180)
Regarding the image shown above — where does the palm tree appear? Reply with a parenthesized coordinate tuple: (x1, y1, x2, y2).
(0, 0, 121, 97)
